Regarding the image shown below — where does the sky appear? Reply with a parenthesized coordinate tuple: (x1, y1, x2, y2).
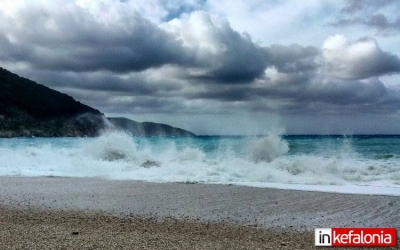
(1, 0, 400, 135)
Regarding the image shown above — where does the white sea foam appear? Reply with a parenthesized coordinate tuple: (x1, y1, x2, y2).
(1, 132, 400, 195)
(247, 135, 289, 162)
(84, 131, 137, 161)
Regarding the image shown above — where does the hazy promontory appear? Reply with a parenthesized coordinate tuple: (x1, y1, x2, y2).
(0, 67, 195, 137)
(108, 117, 195, 137)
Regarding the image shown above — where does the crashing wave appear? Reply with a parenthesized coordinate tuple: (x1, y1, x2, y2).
(247, 135, 289, 163)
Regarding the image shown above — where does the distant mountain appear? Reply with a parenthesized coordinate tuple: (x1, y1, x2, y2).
(108, 117, 195, 136)
(0, 67, 195, 137)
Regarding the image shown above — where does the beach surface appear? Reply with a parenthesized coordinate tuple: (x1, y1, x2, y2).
(0, 177, 399, 249)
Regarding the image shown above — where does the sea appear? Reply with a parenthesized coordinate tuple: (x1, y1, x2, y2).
(1, 131, 400, 196)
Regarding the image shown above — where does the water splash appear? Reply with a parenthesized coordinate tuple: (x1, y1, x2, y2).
(247, 135, 289, 163)
(84, 131, 137, 161)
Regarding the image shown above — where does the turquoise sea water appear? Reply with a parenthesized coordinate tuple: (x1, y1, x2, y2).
(1, 132, 400, 195)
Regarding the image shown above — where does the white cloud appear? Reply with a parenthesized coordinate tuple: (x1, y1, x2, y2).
(163, 11, 228, 54)
(322, 34, 400, 79)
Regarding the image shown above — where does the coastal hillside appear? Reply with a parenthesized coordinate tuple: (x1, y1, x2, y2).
(0, 67, 107, 137)
(108, 117, 195, 136)
(0, 67, 195, 137)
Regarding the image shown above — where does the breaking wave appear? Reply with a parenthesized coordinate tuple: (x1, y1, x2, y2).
(84, 131, 137, 161)
(247, 135, 289, 163)
(1, 131, 400, 194)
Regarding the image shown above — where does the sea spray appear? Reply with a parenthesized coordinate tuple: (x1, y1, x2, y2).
(247, 135, 289, 163)
(84, 130, 137, 161)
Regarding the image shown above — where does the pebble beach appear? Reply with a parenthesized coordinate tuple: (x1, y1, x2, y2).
(0, 177, 399, 249)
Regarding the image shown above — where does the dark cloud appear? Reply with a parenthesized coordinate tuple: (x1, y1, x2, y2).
(172, 12, 269, 84)
(178, 68, 400, 117)
(0, 4, 195, 72)
(1, 1, 400, 134)
(1, 6, 269, 85)
(185, 86, 255, 102)
(9, 32, 400, 120)
(340, 0, 365, 13)
(340, 0, 396, 14)
(366, 14, 395, 29)
(103, 96, 183, 114)
(294, 79, 389, 109)
(0, 34, 32, 62)
(267, 44, 320, 74)
(20, 69, 182, 98)
(332, 0, 400, 34)
(297, 80, 399, 115)
(331, 14, 400, 32)
(57, 87, 188, 115)
(203, 33, 269, 83)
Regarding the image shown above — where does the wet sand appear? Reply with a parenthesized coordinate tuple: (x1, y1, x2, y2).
(0, 177, 399, 249)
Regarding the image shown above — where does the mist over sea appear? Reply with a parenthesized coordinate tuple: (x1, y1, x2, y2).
(1, 131, 400, 195)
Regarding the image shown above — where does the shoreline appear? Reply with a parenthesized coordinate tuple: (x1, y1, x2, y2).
(1, 176, 399, 249)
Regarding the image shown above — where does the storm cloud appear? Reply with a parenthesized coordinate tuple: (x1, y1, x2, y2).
(0, 2, 195, 72)
(1, 0, 400, 134)
(332, 0, 400, 34)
